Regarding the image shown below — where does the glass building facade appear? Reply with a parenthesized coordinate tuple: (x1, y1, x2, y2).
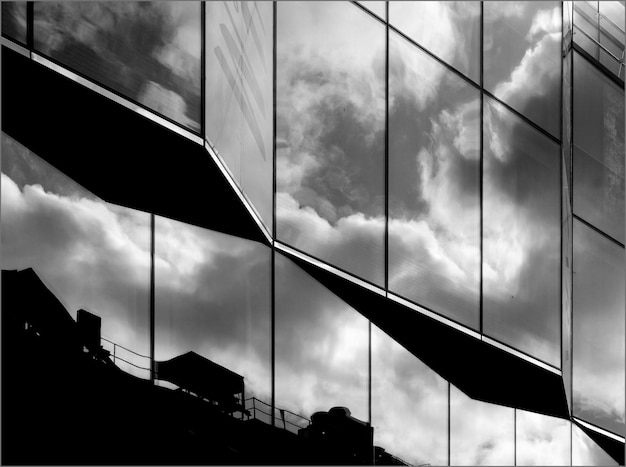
(1, 1, 624, 465)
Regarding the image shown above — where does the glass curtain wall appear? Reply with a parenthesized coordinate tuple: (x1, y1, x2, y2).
(1, 132, 152, 378)
(154, 217, 272, 408)
(205, 1, 274, 232)
(276, 1, 386, 287)
(33, 2, 202, 132)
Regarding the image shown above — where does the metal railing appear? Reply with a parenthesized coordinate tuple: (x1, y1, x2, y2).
(245, 397, 310, 434)
(100, 336, 151, 373)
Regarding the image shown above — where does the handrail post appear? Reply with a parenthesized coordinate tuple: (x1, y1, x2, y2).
(113, 343, 116, 366)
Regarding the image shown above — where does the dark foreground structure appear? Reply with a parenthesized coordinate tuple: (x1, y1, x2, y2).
(1, 1, 624, 465)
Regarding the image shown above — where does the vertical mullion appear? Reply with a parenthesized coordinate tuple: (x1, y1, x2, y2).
(514, 409, 517, 465)
(271, 0, 277, 428)
(200, 1, 206, 140)
(384, 0, 389, 294)
(150, 213, 155, 384)
(447, 382, 451, 466)
(479, 1, 484, 336)
(559, 0, 564, 374)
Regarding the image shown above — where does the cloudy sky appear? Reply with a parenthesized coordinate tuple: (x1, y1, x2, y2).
(1, 124, 620, 463)
(2, 0, 624, 463)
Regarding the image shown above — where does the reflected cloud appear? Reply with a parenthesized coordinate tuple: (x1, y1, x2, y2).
(516, 410, 570, 465)
(484, 2, 561, 136)
(276, 1, 385, 285)
(482, 98, 561, 366)
(450, 385, 515, 465)
(34, 2, 201, 131)
(372, 326, 448, 466)
(1, 172, 151, 369)
(275, 253, 369, 422)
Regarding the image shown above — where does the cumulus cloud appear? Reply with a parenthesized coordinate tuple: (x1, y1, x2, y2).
(1, 172, 152, 374)
(450, 386, 515, 465)
(275, 253, 369, 422)
(493, 30, 560, 108)
(515, 410, 571, 465)
(371, 326, 448, 466)
(34, 2, 201, 129)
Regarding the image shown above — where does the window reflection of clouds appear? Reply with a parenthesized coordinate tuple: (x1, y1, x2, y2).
(573, 220, 625, 436)
(450, 385, 514, 465)
(388, 32, 480, 329)
(33, 2, 201, 131)
(572, 424, 619, 466)
(483, 97, 561, 367)
(484, 1, 561, 137)
(515, 410, 571, 465)
(1, 134, 151, 378)
(390, 1, 480, 82)
(275, 252, 369, 423)
(155, 217, 271, 402)
(1, 2, 27, 44)
(371, 325, 448, 466)
(276, 1, 385, 286)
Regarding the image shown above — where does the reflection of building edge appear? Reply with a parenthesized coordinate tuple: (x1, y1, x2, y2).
(1, 1, 625, 465)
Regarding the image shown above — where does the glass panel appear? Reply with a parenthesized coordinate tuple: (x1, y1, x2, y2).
(389, 1, 480, 82)
(371, 325, 448, 466)
(484, 1, 561, 137)
(276, 1, 385, 286)
(33, 2, 201, 132)
(599, 2, 625, 76)
(205, 1, 274, 232)
(515, 410, 571, 465)
(1, 132, 151, 378)
(573, 219, 625, 436)
(573, 52, 625, 243)
(388, 31, 480, 329)
(357, 1, 386, 20)
(483, 97, 561, 367)
(450, 385, 514, 465)
(2, 2, 27, 45)
(573, 1, 600, 61)
(274, 251, 369, 430)
(572, 424, 619, 466)
(154, 217, 271, 411)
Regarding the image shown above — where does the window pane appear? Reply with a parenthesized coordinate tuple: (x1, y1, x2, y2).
(573, 219, 625, 436)
(573, 1, 600, 61)
(205, 1, 274, 232)
(484, 1, 561, 137)
(276, 1, 385, 286)
(357, 1, 386, 20)
(573, 52, 625, 243)
(388, 31, 480, 329)
(1, 132, 151, 378)
(275, 252, 369, 429)
(389, 1, 480, 82)
(572, 424, 618, 466)
(371, 325, 448, 466)
(515, 410, 571, 465)
(483, 97, 561, 367)
(2, 2, 27, 45)
(154, 217, 271, 411)
(599, 2, 625, 76)
(33, 2, 201, 132)
(450, 385, 514, 465)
